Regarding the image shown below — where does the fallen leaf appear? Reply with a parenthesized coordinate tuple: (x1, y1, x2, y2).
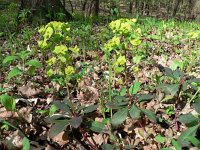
(52, 131, 69, 147)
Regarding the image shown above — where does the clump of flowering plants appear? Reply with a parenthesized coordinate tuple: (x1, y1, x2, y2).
(102, 18, 142, 81)
(38, 21, 80, 95)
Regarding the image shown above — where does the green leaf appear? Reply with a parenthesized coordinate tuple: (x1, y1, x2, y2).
(113, 95, 127, 102)
(129, 81, 140, 95)
(45, 114, 67, 123)
(25, 59, 42, 68)
(69, 116, 82, 128)
(160, 148, 172, 150)
(3, 55, 18, 65)
(149, 34, 160, 40)
(54, 101, 72, 115)
(0, 94, 16, 111)
(158, 66, 174, 78)
(90, 121, 105, 133)
(83, 104, 98, 113)
(138, 94, 155, 102)
(7, 67, 22, 80)
(178, 125, 199, 147)
(111, 108, 128, 126)
(49, 104, 57, 116)
(22, 137, 30, 150)
(172, 139, 182, 150)
(187, 136, 200, 148)
(193, 100, 200, 114)
(170, 60, 184, 71)
(101, 144, 115, 150)
(120, 87, 126, 96)
(123, 145, 135, 149)
(49, 119, 69, 138)
(129, 104, 141, 119)
(142, 109, 157, 123)
(155, 134, 166, 143)
(178, 113, 199, 127)
(166, 84, 179, 96)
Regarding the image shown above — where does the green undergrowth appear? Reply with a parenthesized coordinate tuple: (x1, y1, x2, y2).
(0, 17, 200, 149)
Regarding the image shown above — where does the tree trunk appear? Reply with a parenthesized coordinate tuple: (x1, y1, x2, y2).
(129, 0, 134, 14)
(89, 0, 99, 17)
(190, 0, 200, 22)
(20, 0, 72, 24)
(172, 0, 181, 17)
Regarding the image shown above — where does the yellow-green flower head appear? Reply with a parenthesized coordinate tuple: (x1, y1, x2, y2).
(38, 40, 47, 49)
(109, 18, 137, 35)
(46, 57, 56, 65)
(115, 55, 126, 66)
(47, 69, 54, 76)
(53, 45, 68, 55)
(104, 36, 120, 52)
(69, 45, 80, 54)
(65, 66, 75, 75)
(48, 21, 69, 31)
(187, 31, 199, 39)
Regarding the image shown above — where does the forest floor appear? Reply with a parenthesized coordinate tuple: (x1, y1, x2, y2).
(0, 16, 200, 150)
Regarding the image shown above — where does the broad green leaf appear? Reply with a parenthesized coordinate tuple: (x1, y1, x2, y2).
(101, 144, 115, 150)
(170, 60, 184, 71)
(160, 148, 172, 150)
(113, 95, 127, 102)
(69, 116, 82, 128)
(83, 104, 98, 113)
(138, 94, 155, 102)
(22, 137, 30, 150)
(90, 121, 105, 133)
(111, 108, 128, 126)
(178, 113, 199, 127)
(120, 87, 126, 96)
(49, 104, 57, 116)
(123, 145, 135, 149)
(149, 34, 160, 40)
(3, 55, 18, 65)
(129, 81, 140, 95)
(172, 139, 182, 150)
(25, 59, 42, 68)
(178, 125, 199, 147)
(129, 104, 141, 119)
(49, 119, 69, 138)
(142, 109, 157, 123)
(186, 136, 200, 148)
(173, 69, 184, 79)
(155, 134, 166, 143)
(45, 114, 67, 123)
(7, 67, 22, 80)
(0, 94, 16, 111)
(133, 55, 143, 64)
(158, 66, 174, 78)
(165, 84, 179, 96)
(193, 100, 200, 114)
(54, 101, 72, 115)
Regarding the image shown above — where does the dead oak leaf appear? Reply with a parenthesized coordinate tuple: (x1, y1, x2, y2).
(18, 85, 41, 98)
(52, 131, 69, 147)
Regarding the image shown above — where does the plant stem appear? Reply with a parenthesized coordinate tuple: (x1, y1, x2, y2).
(124, 48, 127, 82)
(108, 56, 113, 118)
(66, 82, 76, 116)
(189, 87, 200, 103)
